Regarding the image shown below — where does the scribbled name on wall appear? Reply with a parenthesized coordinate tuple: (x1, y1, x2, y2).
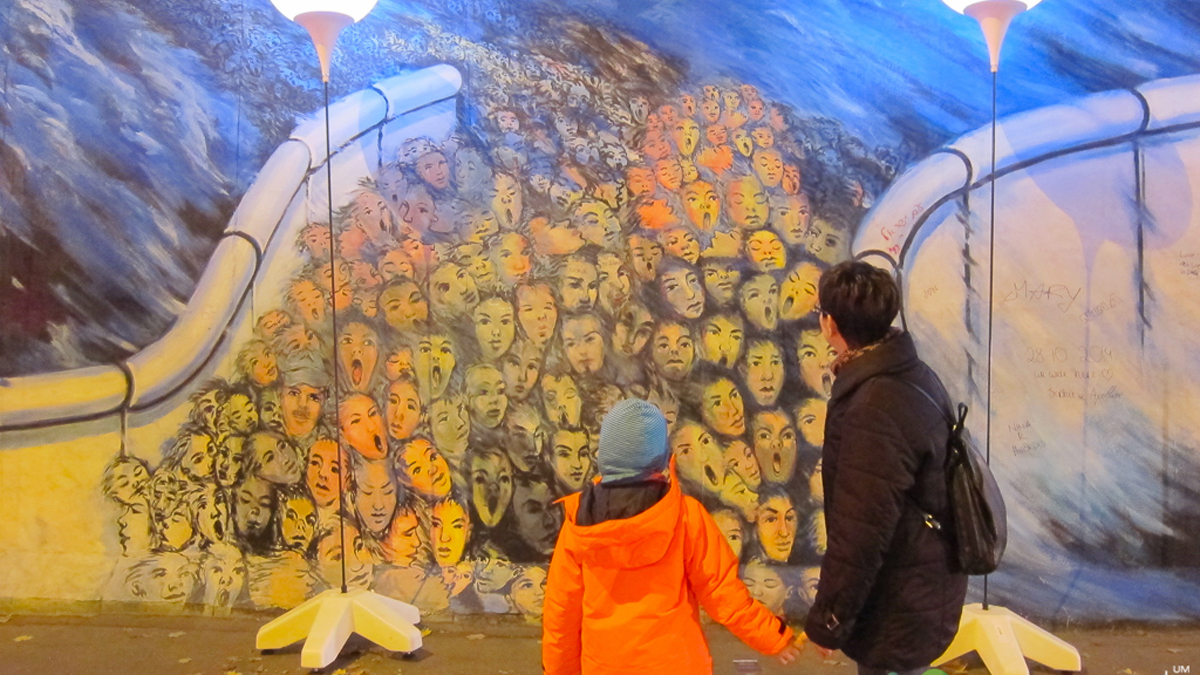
(101, 24, 888, 623)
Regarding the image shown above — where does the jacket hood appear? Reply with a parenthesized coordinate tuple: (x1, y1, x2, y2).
(560, 461, 683, 569)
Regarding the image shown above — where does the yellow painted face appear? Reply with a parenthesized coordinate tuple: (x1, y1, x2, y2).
(732, 128, 754, 157)
(742, 340, 785, 407)
(429, 395, 470, 464)
(651, 321, 696, 380)
(751, 410, 799, 484)
(597, 252, 633, 315)
(702, 377, 747, 437)
(729, 176, 769, 231)
(779, 262, 821, 321)
(282, 383, 324, 439)
(672, 118, 700, 156)
(509, 566, 548, 618)
(429, 263, 480, 317)
(557, 258, 599, 313)
(782, 163, 802, 195)
(701, 99, 721, 123)
(753, 149, 784, 188)
(756, 495, 797, 563)
(516, 284, 558, 346)
(671, 422, 724, 495)
(467, 365, 508, 429)
(796, 397, 828, 448)
(470, 451, 514, 528)
(751, 126, 775, 149)
(628, 235, 664, 281)
(660, 227, 701, 265)
(338, 321, 379, 393)
(378, 280, 428, 333)
(723, 90, 742, 114)
(401, 439, 452, 499)
(805, 217, 850, 265)
(770, 193, 812, 247)
(491, 172, 523, 229)
(739, 274, 780, 331)
(712, 510, 744, 559)
(742, 560, 787, 613)
(457, 242, 499, 288)
(659, 263, 705, 319)
(746, 230, 786, 273)
(473, 297, 516, 361)
(561, 314, 605, 376)
(416, 334, 456, 400)
(797, 329, 837, 398)
(724, 439, 762, 490)
(551, 428, 591, 492)
(682, 181, 720, 232)
(573, 200, 621, 250)
(385, 379, 421, 442)
(354, 461, 398, 536)
(378, 248, 416, 282)
(701, 313, 744, 368)
(288, 278, 326, 326)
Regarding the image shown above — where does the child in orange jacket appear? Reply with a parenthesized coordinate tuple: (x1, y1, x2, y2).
(542, 398, 802, 675)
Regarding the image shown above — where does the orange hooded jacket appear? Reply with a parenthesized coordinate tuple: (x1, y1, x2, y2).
(542, 466, 794, 675)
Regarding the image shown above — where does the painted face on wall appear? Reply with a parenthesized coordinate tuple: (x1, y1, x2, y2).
(797, 329, 837, 398)
(705, 124, 729, 146)
(779, 262, 822, 322)
(671, 421, 724, 496)
(378, 280, 428, 333)
(626, 166, 656, 197)
(511, 477, 560, 556)
(467, 365, 508, 429)
(399, 184, 438, 238)
(354, 461, 399, 537)
(339, 394, 387, 461)
(460, 207, 500, 245)
(416, 334, 456, 401)
(751, 410, 799, 484)
(470, 451, 514, 528)
(178, 432, 217, 482)
(541, 373, 582, 428)
(305, 439, 344, 509)
(385, 379, 422, 442)
(378, 249, 416, 283)
(746, 229, 787, 273)
(384, 346, 414, 382)
(751, 126, 775, 149)
(743, 560, 787, 614)
(697, 258, 737, 309)
(256, 309, 293, 339)
(429, 263, 479, 318)
(552, 428, 591, 493)
(756, 493, 798, 563)
(126, 553, 200, 603)
(383, 507, 422, 566)
(641, 132, 672, 162)
(456, 243, 498, 289)
(769, 193, 812, 247)
(300, 224, 333, 260)
(351, 191, 395, 245)
(709, 510, 744, 560)
(493, 232, 533, 286)
(613, 302, 655, 357)
(510, 566, 548, 620)
(401, 439, 452, 500)
(473, 297, 516, 361)
(660, 228, 701, 266)
(722, 90, 742, 114)
(317, 522, 374, 590)
(455, 147, 491, 196)
(216, 437, 245, 489)
(516, 284, 558, 347)
(740, 273, 780, 332)
(281, 383, 325, 440)
(629, 95, 649, 123)
(562, 314, 606, 376)
(338, 321, 378, 393)
(752, 149, 784, 189)
(429, 395, 470, 466)
(288, 278, 326, 326)
(557, 257, 599, 313)
(699, 313, 744, 369)
(742, 340, 785, 407)
(628, 235, 664, 282)
(796, 397, 828, 448)
(428, 498, 469, 567)
(574, 200, 622, 250)
(672, 118, 700, 157)
(234, 476, 274, 539)
(596, 252, 633, 315)
(223, 393, 258, 436)
(805, 218, 850, 265)
(104, 458, 151, 506)
(682, 181, 721, 232)
(729, 176, 769, 231)
(491, 172, 523, 230)
(658, 104, 680, 129)
(651, 321, 696, 381)
(781, 163, 802, 195)
(701, 99, 721, 124)
(724, 439, 762, 492)
(730, 128, 754, 157)
(654, 158, 684, 192)
(413, 151, 451, 191)
(280, 490, 317, 550)
(702, 377, 747, 438)
(747, 98, 765, 122)
(258, 388, 286, 436)
(653, 262, 702, 319)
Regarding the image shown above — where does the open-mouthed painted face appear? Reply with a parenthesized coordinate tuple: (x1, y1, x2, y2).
(339, 394, 388, 461)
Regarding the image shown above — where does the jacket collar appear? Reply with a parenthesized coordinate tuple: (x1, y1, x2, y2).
(829, 330, 920, 404)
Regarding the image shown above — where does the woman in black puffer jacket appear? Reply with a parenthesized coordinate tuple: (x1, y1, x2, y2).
(803, 261, 967, 675)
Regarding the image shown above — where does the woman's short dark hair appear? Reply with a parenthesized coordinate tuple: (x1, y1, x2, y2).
(817, 261, 900, 349)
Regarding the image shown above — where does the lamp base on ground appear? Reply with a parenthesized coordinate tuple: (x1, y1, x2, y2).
(256, 588, 423, 669)
(934, 603, 1081, 675)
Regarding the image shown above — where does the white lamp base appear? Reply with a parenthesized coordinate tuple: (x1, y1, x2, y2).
(256, 588, 423, 669)
(933, 603, 1081, 675)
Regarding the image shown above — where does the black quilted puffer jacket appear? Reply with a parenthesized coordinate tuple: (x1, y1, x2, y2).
(803, 331, 968, 670)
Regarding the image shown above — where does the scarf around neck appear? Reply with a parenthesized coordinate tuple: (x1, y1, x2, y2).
(831, 327, 904, 376)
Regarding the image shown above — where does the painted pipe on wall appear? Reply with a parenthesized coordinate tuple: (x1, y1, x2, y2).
(0, 64, 463, 431)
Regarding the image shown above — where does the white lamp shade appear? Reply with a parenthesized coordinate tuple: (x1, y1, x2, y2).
(942, 0, 1041, 13)
(269, 0, 379, 22)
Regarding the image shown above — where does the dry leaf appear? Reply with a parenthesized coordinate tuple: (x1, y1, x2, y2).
(179, 658, 192, 664)
(14, 635, 33, 642)
(168, 631, 185, 638)
(1167, 648, 1182, 654)
(466, 633, 486, 640)
(0, 615, 11, 624)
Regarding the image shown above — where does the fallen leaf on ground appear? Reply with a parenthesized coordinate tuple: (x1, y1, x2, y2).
(466, 633, 486, 640)
(168, 631, 186, 638)
(0, 615, 11, 624)
(1167, 648, 1182, 654)
(14, 635, 33, 642)
(179, 658, 191, 664)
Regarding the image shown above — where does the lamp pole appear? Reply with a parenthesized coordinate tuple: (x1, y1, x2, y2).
(255, 2, 424, 668)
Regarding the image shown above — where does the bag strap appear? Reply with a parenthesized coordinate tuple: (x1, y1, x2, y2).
(875, 375, 956, 532)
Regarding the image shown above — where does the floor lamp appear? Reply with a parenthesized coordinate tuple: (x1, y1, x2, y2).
(254, 1, 423, 668)
(932, 2, 1081, 674)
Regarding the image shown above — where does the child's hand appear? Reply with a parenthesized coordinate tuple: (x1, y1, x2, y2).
(776, 643, 802, 665)
(794, 631, 836, 659)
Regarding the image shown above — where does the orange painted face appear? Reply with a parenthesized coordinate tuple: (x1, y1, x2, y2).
(306, 439, 344, 509)
(339, 394, 387, 460)
(683, 181, 720, 232)
(431, 499, 469, 566)
(401, 439, 452, 499)
(728, 176, 769, 231)
(385, 379, 421, 442)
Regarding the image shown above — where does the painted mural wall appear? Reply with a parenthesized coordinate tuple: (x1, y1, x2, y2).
(2, 0, 1199, 624)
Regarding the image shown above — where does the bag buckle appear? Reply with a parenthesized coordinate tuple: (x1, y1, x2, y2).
(923, 513, 942, 531)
